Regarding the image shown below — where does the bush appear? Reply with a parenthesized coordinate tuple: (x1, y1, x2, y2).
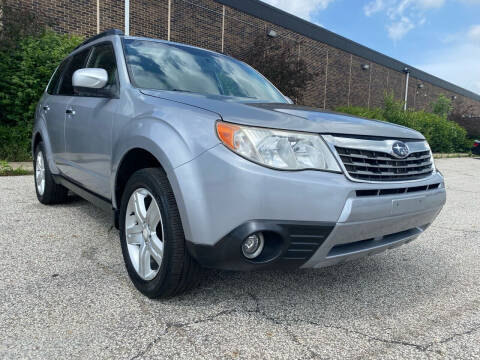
(0, 30, 83, 159)
(0, 30, 83, 126)
(337, 94, 472, 153)
(0, 124, 32, 161)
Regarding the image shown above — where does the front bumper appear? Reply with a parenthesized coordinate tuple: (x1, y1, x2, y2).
(171, 144, 446, 270)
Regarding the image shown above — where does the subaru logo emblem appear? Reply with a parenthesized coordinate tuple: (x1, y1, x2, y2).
(391, 141, 409, 158)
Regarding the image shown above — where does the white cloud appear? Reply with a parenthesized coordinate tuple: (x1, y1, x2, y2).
(387, 17, 415, 41)
(364, 0, 447, 40)
(468, 24, 480, 42)
(417, 0, 445, 9)
(364, 0, 384, 16)
(261, 0, 335, 21)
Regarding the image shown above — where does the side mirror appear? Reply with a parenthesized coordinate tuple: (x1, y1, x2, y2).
(73, 68, 108, 88)
(73, 68, 116, 98)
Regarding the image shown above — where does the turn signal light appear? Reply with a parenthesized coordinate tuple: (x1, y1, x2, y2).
(216, 122, 240, 150)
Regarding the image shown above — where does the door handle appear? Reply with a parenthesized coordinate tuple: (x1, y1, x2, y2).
(66, 108, 76, 116)
(43, 105, 50, 111)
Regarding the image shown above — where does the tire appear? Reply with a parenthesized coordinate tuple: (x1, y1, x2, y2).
(119, 167, 202, 298)
(34, 142, 69, 205)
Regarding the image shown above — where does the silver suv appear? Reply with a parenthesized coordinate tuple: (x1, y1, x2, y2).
(33, 30, 446, 298)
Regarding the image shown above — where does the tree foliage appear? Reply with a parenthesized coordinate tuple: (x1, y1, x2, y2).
(242, 35, 316, 103)
(0, 30, 83, 126)
(431, 94, 452, 120)
(0, 3, 83, 160)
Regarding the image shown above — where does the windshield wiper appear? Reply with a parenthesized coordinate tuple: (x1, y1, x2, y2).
(170, 89, 198, 94)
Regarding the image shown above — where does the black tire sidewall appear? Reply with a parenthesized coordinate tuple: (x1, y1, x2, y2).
(119, 168, 182, 297)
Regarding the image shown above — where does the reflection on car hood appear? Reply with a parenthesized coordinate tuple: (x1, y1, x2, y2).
(141, 90, 425, 140)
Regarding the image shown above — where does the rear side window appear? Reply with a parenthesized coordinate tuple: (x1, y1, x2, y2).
(47, 59, 69, 95)
(57, 49, 90, 96)
(87, 43, 118, 87)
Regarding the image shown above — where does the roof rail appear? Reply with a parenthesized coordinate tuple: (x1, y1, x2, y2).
(74, 29, 124, 50)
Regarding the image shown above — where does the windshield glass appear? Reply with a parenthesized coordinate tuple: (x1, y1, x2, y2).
(123, 39, 287, 103)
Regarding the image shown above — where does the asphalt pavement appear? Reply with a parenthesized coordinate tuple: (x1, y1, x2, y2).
(1, 158, 479, 359)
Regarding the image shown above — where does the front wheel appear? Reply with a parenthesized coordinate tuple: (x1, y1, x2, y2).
(119, 168, 202, 298)
(34, 142, 69, 204)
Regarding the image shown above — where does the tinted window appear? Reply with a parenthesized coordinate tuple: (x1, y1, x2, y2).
(87, 44, 118, 87)
(58, 49, 90, 96)
(123, 39, 287, 103)
(47, 59, 69, 95)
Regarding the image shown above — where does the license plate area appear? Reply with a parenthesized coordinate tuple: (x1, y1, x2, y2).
(391, 196, 426, 215)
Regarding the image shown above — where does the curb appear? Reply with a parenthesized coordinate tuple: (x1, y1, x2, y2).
(433, 153, 472, 159)
(9, 162, 34, 171)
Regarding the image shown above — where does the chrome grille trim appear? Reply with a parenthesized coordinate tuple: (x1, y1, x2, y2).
(322, 135, 435, 183)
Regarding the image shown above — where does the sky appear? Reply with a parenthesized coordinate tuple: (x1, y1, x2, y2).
(261, 0, 480, 95)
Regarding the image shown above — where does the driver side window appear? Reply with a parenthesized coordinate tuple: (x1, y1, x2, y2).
(57, 49, 90, 96)
(87, 43, 118, 88)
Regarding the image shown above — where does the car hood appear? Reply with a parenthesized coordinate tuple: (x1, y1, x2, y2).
(141, 90, 424, 140)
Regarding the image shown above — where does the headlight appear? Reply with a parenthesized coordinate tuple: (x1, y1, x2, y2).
(216, 121, 341, 172)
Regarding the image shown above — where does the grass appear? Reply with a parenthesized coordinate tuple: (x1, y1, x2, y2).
(0, 160, 33, 176)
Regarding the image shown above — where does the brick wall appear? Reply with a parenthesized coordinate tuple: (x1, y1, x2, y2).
(130, 0, 167, 39)
(7, 0, 480, 134)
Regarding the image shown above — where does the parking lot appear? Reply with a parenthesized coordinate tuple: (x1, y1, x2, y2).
(1, 158, 479, 359)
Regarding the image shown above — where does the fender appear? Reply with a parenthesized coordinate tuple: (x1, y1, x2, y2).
(110, 111, 220, 209)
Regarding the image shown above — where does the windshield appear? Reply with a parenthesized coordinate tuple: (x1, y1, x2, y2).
(123, 39, 287, 103)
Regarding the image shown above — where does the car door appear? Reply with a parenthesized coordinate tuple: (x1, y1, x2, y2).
(42, 58, 70, 167)
(64, 43, 119, 199)
(50, 48, 91, 175)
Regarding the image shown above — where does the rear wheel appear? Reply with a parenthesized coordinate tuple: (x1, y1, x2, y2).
(34, 142, 69, 204)
(119, 168, 202, 298)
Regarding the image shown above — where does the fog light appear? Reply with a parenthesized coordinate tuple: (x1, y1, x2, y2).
(242, 233, 265, 259)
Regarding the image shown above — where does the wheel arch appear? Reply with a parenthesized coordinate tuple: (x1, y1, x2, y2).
(113, 147, 166, 211)
(32, 132, 43, 154)
(31, 125, 60, 175)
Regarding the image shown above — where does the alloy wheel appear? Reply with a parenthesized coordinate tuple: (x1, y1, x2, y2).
(35, 151, 46, 196)
(125, 188, 164, 280)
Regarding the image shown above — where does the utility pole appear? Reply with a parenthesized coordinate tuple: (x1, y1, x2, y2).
(96, 0, 100, 34)
(125, 0, 130, 36)
(403, 67, 410, 111)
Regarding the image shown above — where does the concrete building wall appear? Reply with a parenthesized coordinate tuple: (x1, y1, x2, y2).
(6, 0, 480, 134)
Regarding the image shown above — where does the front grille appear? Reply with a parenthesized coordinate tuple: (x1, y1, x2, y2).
(336, 146, 434, 182)
(356, 183, 440, 197)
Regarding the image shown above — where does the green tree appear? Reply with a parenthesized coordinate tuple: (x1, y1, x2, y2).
(242, 35, 316, 103)
(431, 94, 452, 120)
